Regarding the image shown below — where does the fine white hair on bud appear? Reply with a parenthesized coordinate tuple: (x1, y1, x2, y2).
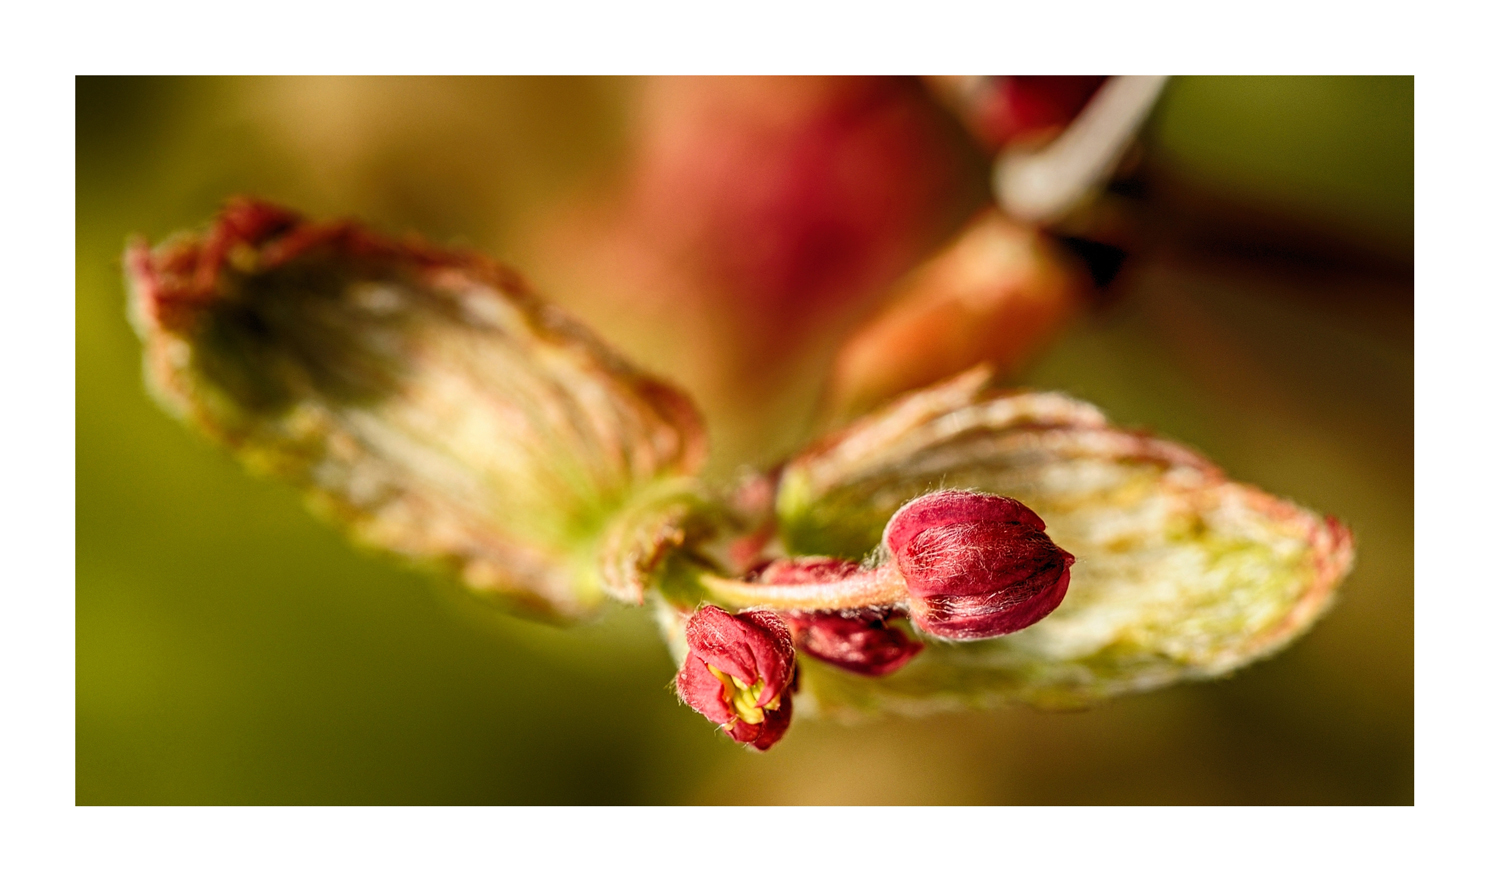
(883, 489, 1074, 640)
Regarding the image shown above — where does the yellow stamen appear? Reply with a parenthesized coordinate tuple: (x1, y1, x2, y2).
(708, 664, 767, 725)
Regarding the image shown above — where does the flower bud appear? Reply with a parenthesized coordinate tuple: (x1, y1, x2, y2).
(755, 556, 863, 586)
(754, 557, 925, 676)
(884, 490, 1074, 640)
(785, 609, 924, 677)
(674, 605, 796, 750)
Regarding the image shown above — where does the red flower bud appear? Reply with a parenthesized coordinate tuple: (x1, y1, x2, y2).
(785, 609, 924, 677)
(884, 490, 1074, 640)
(674, 605, 796, 750)
(755, 556, 864, 585)
(755, 557, 924, 676)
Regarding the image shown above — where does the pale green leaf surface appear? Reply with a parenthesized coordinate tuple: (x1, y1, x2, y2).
(127, 203, 706, 621)
(775, 369, 1353, 717)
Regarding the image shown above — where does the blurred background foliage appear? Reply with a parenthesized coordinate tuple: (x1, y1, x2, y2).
(76, 76, 1411, 804)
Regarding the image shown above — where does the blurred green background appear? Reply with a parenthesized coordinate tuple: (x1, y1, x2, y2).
(77, 76, 1411, 804)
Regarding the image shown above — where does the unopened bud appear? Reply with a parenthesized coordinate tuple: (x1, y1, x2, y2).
(755, 558, 925, 676)
(785, 609, 924, 677)
(884, 490, 1074, 640)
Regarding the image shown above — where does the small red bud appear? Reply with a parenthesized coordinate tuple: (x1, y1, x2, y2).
(755, 558, 924, 676)
(884, 489, 1074, 640)
(754, 556, 864, 585)
(785, 609, 924, 677)
(674, 605, 796, 750)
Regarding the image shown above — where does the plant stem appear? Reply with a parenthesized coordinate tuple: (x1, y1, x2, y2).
(697, 565, 908, 611)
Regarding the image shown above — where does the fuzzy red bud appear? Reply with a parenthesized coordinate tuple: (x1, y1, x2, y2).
(884, 489, 1074, 640)
(674, 605, 796, 750)
(785, 609, 924, 677)
(756, 557, 925, 676)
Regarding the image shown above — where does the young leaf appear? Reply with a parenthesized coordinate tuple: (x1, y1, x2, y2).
(775, 368, 1353, 716)
(125, 199, 707, 621)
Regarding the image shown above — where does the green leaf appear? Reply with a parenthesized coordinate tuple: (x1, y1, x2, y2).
(775, 368, 1353, 716)
(126, 200, 707, 621)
